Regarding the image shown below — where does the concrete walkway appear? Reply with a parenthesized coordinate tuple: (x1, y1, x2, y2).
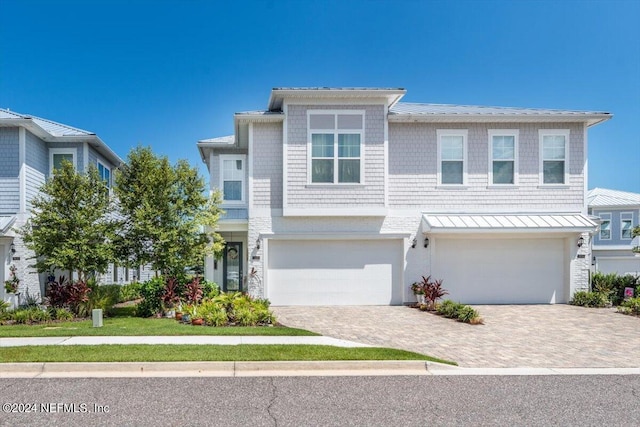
(272, 305, 640, 369)
(0, 335, 370, 348)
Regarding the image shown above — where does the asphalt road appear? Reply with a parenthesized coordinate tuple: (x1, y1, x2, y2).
(0, 375, 638, 426)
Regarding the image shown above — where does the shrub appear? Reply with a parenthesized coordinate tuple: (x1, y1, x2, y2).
(436, 300, 460, 318)
(183, 277, 203, 305)
(591, 272, 639, 306)
(201, 280, 220, 299)
(136, 277, 165, 317)
(571, 291, 609, 308)
(619, 297, 640, 316)
(51, 307, 74, 321)
(199, 300, 228, 326)
(118, 282, 143, 302)
(161, 277, 181, 310)
(77, 285, 121, 317)
(46, 276, 70, 308)
(456, 305, 480, 323)
(30, 308, 51, 323)
(12, 309, 32, 324)
(435, 300, 482, 324)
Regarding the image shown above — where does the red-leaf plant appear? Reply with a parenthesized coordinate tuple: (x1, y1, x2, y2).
(183, 277, 203, 305)
(45, 276, 70, 308)
(422, 278, 448, 311)
(161, 277, 181, 309)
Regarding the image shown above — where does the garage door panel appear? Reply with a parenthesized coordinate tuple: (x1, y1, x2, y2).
(267, 240, 402, 306)
(434, 238, 566, 304)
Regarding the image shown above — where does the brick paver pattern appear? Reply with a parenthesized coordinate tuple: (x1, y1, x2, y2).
(272, 305, 640, 368)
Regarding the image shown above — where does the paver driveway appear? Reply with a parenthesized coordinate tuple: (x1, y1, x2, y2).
(272, 305, 640, 368)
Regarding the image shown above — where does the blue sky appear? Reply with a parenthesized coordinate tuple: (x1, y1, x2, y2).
(1, 0, 638, 192)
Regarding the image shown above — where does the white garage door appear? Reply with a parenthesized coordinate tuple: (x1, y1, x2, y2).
(433, 238, 566, 304)
(597, 257, 640, 276)
(267, 239, 403, 306)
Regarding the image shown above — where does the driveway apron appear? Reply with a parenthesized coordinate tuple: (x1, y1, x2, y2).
(272, 305, 640, 368)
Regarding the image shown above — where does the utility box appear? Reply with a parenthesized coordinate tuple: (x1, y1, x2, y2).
(92, 309, 103, 327)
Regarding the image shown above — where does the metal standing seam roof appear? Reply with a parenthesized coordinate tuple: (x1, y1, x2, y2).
(197, 135, 235, 145)
(0, 109, 95, 136)
(422, 214, 597, 233)
(587, 188, 640, 207)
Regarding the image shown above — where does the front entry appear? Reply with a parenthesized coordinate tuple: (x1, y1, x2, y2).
(223, 242, 243, 292)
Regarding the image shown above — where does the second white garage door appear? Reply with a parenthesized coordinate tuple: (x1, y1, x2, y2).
(267, 239, 403, 306)
(433, 237, 567, 304)
(597, 257, 640, 276)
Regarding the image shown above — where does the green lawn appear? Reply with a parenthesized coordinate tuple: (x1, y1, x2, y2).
(0, 344, 456, 364)
(0, 316, 317, 337)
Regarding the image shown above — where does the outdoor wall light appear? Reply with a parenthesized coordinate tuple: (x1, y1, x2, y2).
(10, 242, 16, 254)
(256, 238, 261, 250)
(424, 237, 430, 248)
(577, 236, 585, 248)
(411, 237, 417, 248)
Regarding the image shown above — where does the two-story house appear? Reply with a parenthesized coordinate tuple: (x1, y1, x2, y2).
(587, 187, 640, 275)
(198, 88, 611, 305)
(0, 109, 127, 305)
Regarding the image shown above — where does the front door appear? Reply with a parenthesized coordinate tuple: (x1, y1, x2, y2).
(223, 242, 243, 292)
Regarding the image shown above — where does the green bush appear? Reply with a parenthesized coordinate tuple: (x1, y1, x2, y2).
(76, 284, 121, 317)
(201, 280, 220, 299)
(435, 300, 482, 323)
(619, 297, 640, 316)
(11, 309, 32, 324)
(50, 307, 74, 321)
(436, 300, 460, 318)
(591, 272, 639, 306)
(571, 291, 609, 307)
(199, 300, 228, 327)
(118, 282, 143, 302)
(30, 308, 51, 323)
(456, 305, 480, 323)
(136, 278, 165, 317)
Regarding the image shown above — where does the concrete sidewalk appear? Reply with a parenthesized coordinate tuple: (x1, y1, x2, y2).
(0, 335, 371, 348)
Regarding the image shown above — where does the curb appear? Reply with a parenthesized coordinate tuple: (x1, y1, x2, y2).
(0, 360, 432, 378)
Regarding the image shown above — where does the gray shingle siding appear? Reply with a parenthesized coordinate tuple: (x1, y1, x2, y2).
(25, 130, 48, 212)
(48, 141, 84, 171)
(0, 128, 19, 178)
(286, 104, 385, 208)
(253, 122, 283, 209)
(388, 122, 585, 211)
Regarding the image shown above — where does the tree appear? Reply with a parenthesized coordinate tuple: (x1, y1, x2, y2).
(20, 161, 114, 281)
(113, 146, 224, 277)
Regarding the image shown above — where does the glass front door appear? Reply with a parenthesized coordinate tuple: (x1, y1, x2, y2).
(223, 242, 243, 292)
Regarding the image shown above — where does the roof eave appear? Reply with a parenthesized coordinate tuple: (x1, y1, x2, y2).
(267, 88, 407, 111)
(388, 113, 612, 125)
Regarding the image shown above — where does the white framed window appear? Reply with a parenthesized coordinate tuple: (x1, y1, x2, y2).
(488, 130, 519, 185)
(219, 155, 245, 203)
(539, 129, 569, 185)
(308, 111, 364, 184)
(621, 212, 633, 240)
(97, 160, 111, 188)
(49, 148, 77, 176)
(599, 213, 611, 240)
(437, 129, 468, 185)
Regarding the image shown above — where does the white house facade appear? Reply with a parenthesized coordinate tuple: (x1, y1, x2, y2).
(198, 88, 611, 305)
(587, 187, 640, 275)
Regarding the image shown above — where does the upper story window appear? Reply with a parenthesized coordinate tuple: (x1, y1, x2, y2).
(599, 213, 611, 240)
(437, 129, 468, 185)
(49, 148, 77, 176)
(97, 160, 111, 188)
(308, 111, 364, 184)
(621, 212, 633, 239)
(539, 130, 569, 185)
(488, 130, 518, 185)
(219, 155, 245, 203)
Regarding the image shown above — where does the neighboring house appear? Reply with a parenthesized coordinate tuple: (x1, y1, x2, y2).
(197, 87, 611, 305)
(0, 109, 141, 306)
(587, 187, 640, 275)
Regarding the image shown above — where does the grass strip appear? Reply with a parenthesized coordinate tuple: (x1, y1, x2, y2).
(0, 344, 456, 365)
(0, 317, 317, 337)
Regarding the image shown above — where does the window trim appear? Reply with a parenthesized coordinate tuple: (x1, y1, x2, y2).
(307, 110, 365, 185)
(437, 129, 468, 186)
(219, 154, 246, 205)
(49, 148, 77, 176)
(538, 129, 570, 186)
(599, 212, 612, 241)
(620, 212, 633, 240)
(97, 159, 112, 188)
(488, 129, 519, 186)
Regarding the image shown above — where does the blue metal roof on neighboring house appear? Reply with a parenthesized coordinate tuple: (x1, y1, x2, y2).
(390, 102, 610, 117)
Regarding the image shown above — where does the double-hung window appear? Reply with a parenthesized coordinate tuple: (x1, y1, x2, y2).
(97, 161, 111, 188)
(621, 213, 633, 239)
(489, 130, 518, 185)
(49, 148, 77, 176)
(539, 130, 569, 185)
(220, 155, 245, 203)
(437, 130, 467, 185)
(599, 213, 611, 240)
(308, 111, 363, 184)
